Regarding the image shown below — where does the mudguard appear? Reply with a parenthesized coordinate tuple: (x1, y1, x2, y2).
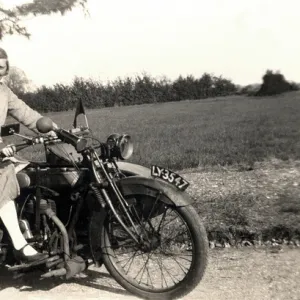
(116, 175, 193, 207)
(115, 161, 151, 178)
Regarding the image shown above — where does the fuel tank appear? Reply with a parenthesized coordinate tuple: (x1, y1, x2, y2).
(16, 166, 89, 190)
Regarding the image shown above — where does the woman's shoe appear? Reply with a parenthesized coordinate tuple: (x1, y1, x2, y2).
(14, 244, 49, 263)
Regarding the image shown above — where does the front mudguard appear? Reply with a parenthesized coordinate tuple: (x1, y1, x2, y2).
(115, 161, 151, 178)
(116, 175, 193, 207)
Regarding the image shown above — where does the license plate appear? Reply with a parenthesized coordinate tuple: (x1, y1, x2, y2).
(151, 165, 190, 191)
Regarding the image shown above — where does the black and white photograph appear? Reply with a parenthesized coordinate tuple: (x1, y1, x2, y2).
(0, 0, 298, 299)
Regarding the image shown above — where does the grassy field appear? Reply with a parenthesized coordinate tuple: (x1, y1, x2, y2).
(13, 90, 300, 170)
(7, 91, 300, 244)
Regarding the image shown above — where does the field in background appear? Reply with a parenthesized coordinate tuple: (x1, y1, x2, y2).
(9, 91, 300, 244)
(16, 91, 300, 171)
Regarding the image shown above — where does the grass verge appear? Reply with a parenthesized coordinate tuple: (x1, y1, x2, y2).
(182, 159, 300, 246)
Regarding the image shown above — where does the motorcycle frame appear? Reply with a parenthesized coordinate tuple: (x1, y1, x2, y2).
(14, 146, 142, 258)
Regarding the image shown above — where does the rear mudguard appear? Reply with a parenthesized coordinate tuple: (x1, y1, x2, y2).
(115, 162, 151, 178)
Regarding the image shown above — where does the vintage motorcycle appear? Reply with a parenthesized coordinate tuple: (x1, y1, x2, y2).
(0, 113, 208, 300)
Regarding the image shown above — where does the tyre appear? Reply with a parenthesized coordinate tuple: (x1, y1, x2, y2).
(99, 184, 208, 300)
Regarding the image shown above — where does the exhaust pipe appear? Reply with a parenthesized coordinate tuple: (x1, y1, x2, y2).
(45, 208, 70, 261)
(41, 255, 87, 279)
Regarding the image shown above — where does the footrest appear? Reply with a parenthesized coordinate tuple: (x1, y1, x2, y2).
(8, 256, 50, 272)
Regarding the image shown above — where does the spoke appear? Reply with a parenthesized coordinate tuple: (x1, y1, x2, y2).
(159, 215, 182, 234)
(162, 223, 180, 240)
(141, 252, 154, 287)
(120, 249, 140, 274)
(156, 253, 169, 288)
(129, 198, 143, 225)
(155, 207, 169, 233)
(138, 252, 153, 285)
(116, 251, 146, 263)
(126, 197, 152, 242)
(165, 254, 193, 262)
(155, 256, 178, 286)
(134, 252, 152, 283)
(161, 229, 189, 247)
(116, 248, 139, 256)
(169, 255, 190, 275)
(147, 219, 156, 233)
(112, 238, 138, 249)
(146, 191, 161, 222)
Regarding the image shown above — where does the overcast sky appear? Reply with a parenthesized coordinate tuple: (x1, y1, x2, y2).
(0, 0, 299, 88)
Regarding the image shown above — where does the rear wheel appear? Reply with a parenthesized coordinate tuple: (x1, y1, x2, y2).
(100, 189, 208, 300)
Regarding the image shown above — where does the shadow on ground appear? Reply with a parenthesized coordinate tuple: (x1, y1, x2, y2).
(0, 266, 130, 296)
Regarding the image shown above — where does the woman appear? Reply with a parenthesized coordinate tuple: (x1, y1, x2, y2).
(0, 47, 56, 263)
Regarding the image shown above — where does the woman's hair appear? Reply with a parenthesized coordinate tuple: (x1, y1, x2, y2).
(0, 48, 7, 59)
(0, 47, 9, 74)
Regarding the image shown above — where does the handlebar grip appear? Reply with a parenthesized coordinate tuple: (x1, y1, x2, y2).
(0, 142, 30, 159)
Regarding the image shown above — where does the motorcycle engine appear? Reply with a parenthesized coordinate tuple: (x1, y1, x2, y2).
(19, 196, 57, 238)
(24, 197, 57, 215)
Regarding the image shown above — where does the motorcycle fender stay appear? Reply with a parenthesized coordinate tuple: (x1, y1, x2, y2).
(116, 176, 193, 207)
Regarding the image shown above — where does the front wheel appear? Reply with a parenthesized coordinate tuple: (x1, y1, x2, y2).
(100, 188, 208, 300)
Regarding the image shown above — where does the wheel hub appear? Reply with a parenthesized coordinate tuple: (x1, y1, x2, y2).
(140, 233, 161, 252)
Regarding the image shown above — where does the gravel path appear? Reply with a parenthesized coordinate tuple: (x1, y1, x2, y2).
(0, 247, 298, 300)
(1, 159, 299, 299)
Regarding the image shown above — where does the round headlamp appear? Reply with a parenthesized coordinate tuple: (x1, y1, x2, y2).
(106, 133, 133, 160)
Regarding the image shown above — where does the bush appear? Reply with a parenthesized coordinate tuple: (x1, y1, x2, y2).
(240, 84, 261, 96)
(16, 73, 238, 113)
(256, 70, 298, 96)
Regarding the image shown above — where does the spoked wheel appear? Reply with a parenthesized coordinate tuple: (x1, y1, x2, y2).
(100, 191, 208, 300)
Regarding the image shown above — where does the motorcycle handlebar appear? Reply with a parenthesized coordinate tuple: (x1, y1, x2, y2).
(0, 122, 90, 159)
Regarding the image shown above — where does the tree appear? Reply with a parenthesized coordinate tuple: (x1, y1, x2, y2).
(3, 66, 35, 94)
(0, 0, 88, 40)
(256, 70, 292, 96)
(198, 73, 213, 98)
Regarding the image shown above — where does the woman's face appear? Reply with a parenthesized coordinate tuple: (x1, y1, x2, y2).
(0, 58, 8, 78)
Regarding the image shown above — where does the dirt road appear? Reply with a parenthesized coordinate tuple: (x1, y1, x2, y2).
(0, 247, 298, 300)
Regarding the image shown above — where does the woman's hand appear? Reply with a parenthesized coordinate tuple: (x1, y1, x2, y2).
(1, 144, 16, 157)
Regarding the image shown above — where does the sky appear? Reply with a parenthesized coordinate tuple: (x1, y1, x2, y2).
(0, 0, 299, 88)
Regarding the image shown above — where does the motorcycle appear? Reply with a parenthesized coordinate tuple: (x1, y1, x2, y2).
(0, 112, 208, 300)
